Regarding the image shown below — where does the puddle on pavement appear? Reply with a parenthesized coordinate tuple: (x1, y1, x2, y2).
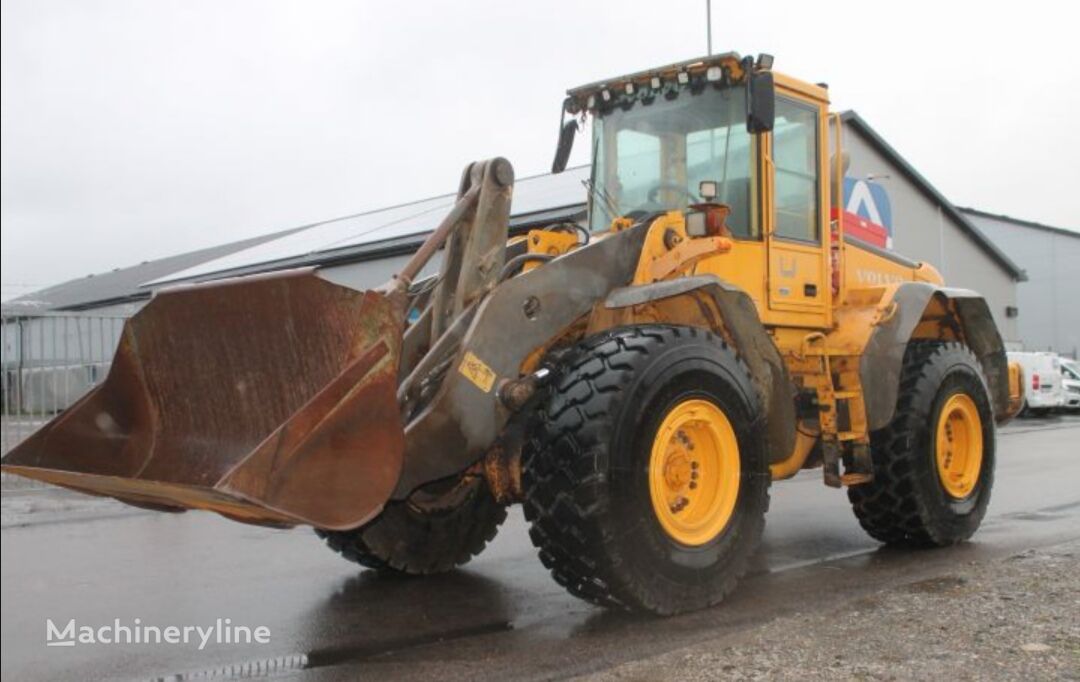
(150, 620, 512, 681)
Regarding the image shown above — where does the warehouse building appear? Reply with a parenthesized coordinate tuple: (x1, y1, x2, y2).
(959, 208, 1080, 357)
(838, 113, 1025, 342)
(3, 109, 1071, 421)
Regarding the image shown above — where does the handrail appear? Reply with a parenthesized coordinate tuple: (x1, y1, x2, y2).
(831, 112, 846, 301)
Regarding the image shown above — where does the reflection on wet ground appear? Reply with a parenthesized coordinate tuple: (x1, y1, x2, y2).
(2, 416, 1078, 681)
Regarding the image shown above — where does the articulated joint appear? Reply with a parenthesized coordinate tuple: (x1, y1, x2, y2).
(498, 368, 552, 412)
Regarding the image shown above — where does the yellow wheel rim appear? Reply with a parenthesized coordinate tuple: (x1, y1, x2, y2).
(934, 393, 983, 499)
(648, 398, 740, 546)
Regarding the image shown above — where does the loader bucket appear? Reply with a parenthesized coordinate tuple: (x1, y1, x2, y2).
(1, 268, 407, 530)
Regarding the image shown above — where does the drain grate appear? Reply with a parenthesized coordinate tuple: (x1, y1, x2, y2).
(151, 653, 309, 681)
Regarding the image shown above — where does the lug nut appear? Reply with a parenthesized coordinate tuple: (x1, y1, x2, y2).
(670, 495, 689, 513)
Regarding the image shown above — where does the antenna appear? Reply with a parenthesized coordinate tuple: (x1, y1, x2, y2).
(706, 0, 713, 55)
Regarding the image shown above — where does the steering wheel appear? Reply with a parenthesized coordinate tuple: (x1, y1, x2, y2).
(647, 182, 698, 204)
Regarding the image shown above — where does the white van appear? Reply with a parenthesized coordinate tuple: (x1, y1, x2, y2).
(1007, 351, 1066, 415)
(1060, 359, 1080, 410)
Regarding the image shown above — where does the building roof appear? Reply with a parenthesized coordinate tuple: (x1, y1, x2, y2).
(1, 168, 590, 315)
(144, 166, 589, 287)
(957, 206, 1080, 239)
(1, 226, 305, 315)
(840, 111, 1027, 282)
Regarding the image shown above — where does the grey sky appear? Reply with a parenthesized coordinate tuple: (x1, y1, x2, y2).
(2, 0, 1077, 300)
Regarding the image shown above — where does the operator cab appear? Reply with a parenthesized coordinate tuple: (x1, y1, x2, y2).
(555, 53, 835, 328)
(556, 53, 778, 237)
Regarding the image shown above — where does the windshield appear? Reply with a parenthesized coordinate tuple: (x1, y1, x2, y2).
(589, 86, 755, 235)
(1063, 360, 1079, 380)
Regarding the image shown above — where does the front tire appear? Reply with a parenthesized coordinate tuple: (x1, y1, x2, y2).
(522, 325, 769, 615)
(316, 475, 507, 574)
(848, 341, 995, 546)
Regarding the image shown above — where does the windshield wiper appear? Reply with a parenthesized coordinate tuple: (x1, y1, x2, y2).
(583, 178, 620, 223)
(584, 137, 620, 222)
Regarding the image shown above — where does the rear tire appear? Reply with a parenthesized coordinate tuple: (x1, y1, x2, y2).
(522, 325, 769, 615)
(317, 475, 507, 574)
(1018, 397, 1030, 418)
(848, 341, 995, 546)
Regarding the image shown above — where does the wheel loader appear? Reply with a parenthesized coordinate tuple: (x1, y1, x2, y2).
(3, 53, 1023, 615)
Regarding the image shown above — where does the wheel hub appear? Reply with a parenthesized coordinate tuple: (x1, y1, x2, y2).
(663, 447, 694, 493)
(649, 399, 740, 545)
(934, 393, 983, 499)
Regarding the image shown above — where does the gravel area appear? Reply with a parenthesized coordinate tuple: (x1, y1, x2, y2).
(579, 540, 1080, 681)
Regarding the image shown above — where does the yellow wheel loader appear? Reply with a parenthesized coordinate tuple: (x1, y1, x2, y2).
(3, 54, 1023, 614)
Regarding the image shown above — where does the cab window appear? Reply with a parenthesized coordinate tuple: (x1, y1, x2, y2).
(687, 123, 754, 237)
(612, 129, 660, 214)
(772, 98, 820, 241)
(591, 87, 756, 238)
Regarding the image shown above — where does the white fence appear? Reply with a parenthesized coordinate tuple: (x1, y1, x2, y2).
(1, 312, 127, 466)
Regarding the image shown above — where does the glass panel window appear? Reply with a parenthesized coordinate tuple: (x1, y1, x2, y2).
(590, 87, 757, 238)
(613, 129, 660, 214)
(687, 122, 754, 236)
(772, 99, 819, 241)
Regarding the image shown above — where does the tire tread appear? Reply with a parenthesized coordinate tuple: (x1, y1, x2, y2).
(523, 325, 768, 613)
(848, 340, 993, 546)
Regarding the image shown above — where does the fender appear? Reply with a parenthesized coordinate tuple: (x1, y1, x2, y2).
(936, 288, 1011, 421)
(604, 274, 797, 464)
(859, 282, 1010, 430)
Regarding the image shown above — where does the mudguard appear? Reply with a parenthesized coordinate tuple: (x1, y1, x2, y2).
(603, 274, 798, 464)
(859, 282, 1011, 430)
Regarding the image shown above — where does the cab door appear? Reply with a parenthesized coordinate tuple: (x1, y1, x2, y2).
(764, 92, 830, 327)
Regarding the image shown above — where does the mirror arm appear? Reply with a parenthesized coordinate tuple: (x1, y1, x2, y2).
(552, 101, 579, 174)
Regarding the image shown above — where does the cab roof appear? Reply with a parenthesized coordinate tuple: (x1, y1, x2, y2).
(565, 53, 749, 114)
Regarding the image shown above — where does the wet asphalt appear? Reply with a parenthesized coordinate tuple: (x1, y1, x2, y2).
(2, 414, 1079, 682)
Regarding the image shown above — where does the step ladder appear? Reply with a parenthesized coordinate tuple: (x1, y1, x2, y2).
(801, 333, 874, 488)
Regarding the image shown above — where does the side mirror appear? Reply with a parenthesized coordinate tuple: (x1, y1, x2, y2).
(551, 119, 578, 174)
(746, 70, 775, 134)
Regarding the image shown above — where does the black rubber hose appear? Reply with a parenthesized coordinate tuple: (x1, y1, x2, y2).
(549, 222, 591, 245)
(499, 253, 555, 282)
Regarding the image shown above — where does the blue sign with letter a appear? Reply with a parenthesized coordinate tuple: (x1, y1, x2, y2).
(843, 177, 893, 233)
